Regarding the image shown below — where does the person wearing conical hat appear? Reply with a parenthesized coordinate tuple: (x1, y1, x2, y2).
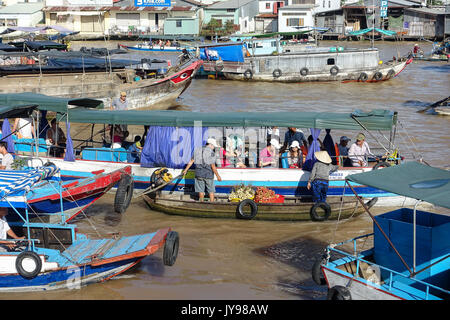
(307, 151, 339, 204)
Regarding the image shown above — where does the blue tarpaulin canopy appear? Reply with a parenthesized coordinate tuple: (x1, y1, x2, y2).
(347, 28, 397, 37)
(198, 43, 245, 62)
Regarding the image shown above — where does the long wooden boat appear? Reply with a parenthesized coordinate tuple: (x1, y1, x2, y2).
(118, 43, 195, 53)
(143, 193, 370, 221)
(317, 162, 450, 300)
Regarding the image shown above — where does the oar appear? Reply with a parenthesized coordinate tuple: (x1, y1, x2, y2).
(133, 174, 183, 198)
(417, 95, 450, 113)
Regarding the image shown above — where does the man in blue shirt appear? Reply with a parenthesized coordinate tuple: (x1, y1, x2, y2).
(280, 127, 308, 154)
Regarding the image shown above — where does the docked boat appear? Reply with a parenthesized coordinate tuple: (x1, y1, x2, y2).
(118, 43, 195, 53)
(118, 35, 200, 53)
(313, 162, 450, 300)
(198, 40, 412, 82)
(0, 48, 202, 110)
(5, 94, 418, 208)
(143, 193, 372, 221)
(0, 167, 179, 292)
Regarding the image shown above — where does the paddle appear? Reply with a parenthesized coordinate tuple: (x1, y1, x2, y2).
(133, 174, 183, 198)
(417, 95, 450, 113)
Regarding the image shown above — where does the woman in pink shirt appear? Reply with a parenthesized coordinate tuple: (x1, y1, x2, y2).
(259, 138, 281, 168)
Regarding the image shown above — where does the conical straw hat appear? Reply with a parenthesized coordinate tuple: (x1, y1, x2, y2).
(315, 151, 332, 164)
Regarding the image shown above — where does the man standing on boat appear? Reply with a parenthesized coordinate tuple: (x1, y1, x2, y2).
(182, 138, 222, 202)
(111, 92, 128, 110)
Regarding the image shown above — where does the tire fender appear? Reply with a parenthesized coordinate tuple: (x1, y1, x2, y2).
(16, 251, 42, 279)
(311, 256, 327, 285)
(300, 67, 309, 76)
(273, 68, 282, 78)
(114, 174, 134, 214)
(372, 161, 391, 170)
(163, 231, 180, 266)
(330, 66, 339, 76)
(373, 71, 383, 81)
(310, 202, 331, 222)
(359, 72, 368, 82)
(244, 69, 253, 80)
(327, 285, 352, 300)
(236, 199, 258, 220)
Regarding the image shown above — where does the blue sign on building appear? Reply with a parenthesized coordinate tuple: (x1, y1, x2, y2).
(135, 0, 171, 6)
(380, 0, 388, 18)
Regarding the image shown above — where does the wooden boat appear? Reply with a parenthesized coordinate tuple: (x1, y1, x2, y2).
(118, 43, 195, 53)
(143, 193, 372, 221)
(413, 54, 449, 62)
(0, 166, 179, 292)
(315, 162, 450, 300)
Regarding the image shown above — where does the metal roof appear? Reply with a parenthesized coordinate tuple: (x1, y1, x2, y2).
(0, 3, 44, 14)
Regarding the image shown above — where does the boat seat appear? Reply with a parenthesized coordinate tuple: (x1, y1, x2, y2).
(81, 147, 127, 162)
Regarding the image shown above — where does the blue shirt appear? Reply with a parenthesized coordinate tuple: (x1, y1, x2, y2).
(284, 130, 306, 146)
(127, 143, 140, 163)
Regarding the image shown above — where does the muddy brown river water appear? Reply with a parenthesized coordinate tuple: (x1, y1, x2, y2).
(2, 40, 449, 300)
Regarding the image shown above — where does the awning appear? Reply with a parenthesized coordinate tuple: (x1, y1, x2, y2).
(347, 27, 397, 37)
(346, 162, 450, 209)
(56, 11, 105, 16)
(0, 105, 37, 119)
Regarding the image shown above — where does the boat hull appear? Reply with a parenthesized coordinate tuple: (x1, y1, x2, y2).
(119, 43, 194, 53)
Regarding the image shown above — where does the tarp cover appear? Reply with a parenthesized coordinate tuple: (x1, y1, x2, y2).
(346, 162, 450, 209)
(65, 108, 396, 131)
(199, 43, 245, 62)
(347, 28, 397, 37)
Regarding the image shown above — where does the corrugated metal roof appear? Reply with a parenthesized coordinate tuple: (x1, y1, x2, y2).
(405, 7, 446, 15)
(0, 3, 44, 14)
(207, 0, 256, 9)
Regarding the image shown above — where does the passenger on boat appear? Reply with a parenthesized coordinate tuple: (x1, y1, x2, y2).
(0, 142, 13, 170)
(127, 135, 142, 163)
(307, 151, 339, 204)
(112, 125, 125, 149)
(182, 138, 222, 202)
(308, 134, 324, 150)
(259, 138, 281, 168)
(280, 127, 307, 154)
(46, 118, 66, 158)
(267, 126, 280, 144)
(337, 136, 352, 167)
(165, 40, 171, 47)
(111, 91, 128, 110)
(224, 134, 246, 168)
(348, 133, 376, 167)
(0, 207, 25, 251)
(12, 117, 34, 139)
(413, 43, 421, 56)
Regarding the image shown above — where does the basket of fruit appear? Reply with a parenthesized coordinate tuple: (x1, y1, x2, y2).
(228, 184, 255, 202)
(254, 186, 285, 204)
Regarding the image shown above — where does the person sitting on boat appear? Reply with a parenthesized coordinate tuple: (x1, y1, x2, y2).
(165, 40, 171, 47)
(46, 118, 66, 158)
(413, 43, 422, 57)
(280, 127, 308, 155)
(112, 125, 125, 149)
(0, 207, 25, 252)
(224, 134, 246, 168)
(336, 136, 352, 167)
(259, 138, 281, 168)
(348, 133, 377, 167)
(12, 117, 34, 139)
(127, 135, 142, 163)
(182, 138, 222, 202)
(306, 151, 339, 204)
(111, 92, 128, 111)
(286, 140, 303, 168)
(0, 142, 13, 170)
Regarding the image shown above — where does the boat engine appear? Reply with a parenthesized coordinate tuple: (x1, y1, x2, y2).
(150, 168, 173, 188)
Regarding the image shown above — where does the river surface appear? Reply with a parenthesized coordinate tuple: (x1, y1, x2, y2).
(3, 40, 449, 300)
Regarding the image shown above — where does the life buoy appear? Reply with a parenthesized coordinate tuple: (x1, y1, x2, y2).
(327, 285, 352, 300)
(373, 71, 383, 81)
(372, 161, 391, 170)
(387, 69, 395, 78)
(300, 67, 309, 76)
(215, 64, 224, 72)
(236, 199, 258, 220)
(163, 231, 179, 266)
(114, 174, 134, 214)
(330, 66, 339, 76)
(272, 69, 282, 78)
(244, 69, 253, 80)
(16, 251, 42, 279)
(359, 72, 368, 82)
(310, 202, 331, 222)
(312, 256, 327, 285)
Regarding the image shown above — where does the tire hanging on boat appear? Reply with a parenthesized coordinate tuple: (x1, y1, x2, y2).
(312, 255, 327, 285)
(300, 67, 309, 76)
(373, 71, 383, 81)
(372, 161, 391, 170)
(163, 231, 180, 266)
(244, 69, 253, 80)
(272, 69, 282, 78)
(114, 174, 134, 214)
(330, 66, 339, 76)
(387, 69, 395, 78)
(236, 199, 258, 220)
(365, 197, 379, 209)
(16, 251, 42, 279)
(310, 202, 331, 221)
(327, 285, 352, 300)
(358, 72, 368, 82)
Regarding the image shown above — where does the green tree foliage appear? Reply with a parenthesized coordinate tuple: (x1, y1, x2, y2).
(200, 18, 236, 37)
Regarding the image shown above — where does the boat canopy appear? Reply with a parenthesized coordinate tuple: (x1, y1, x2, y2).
(0, 92, 104, 112)
(346, 162, 450, 209)
(0, 104, 37, 119)
(347, 28, 397, 37)
(64, 108, 396, 131)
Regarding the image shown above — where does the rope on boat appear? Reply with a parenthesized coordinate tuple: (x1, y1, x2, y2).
(133, 174, 183, 199)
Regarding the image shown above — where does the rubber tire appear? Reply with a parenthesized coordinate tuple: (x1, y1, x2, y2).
(365, 197, 378, 209)
(372, 161, 391, 170)
(387, 69, 395, 78)
(16, 251, 42, 279)
(236, 199, 258, 220)
(327, 285, 352, 300)
(312, 257, 327, 285)
(273, 69, 282, 78)
(114, 174, 134, 214)
(359, 72, 368, 82)
(373, 71, 383, 81)
(310, 202, 331, 222)
(330, 66, 339, 76)
(300, 67, 309, 76)
(244, 69, 253, 80)
(163, 231, 179, 266)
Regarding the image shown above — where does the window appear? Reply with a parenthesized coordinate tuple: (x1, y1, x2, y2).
(266, 3, 270, 9)
(176, 20, 182, 28)
(286, 18, 304, 27)
(328, 1, 331, 7)
(323, 0, 325, 7)
(227, 9, 234, 12)
(327, 58, 335, 65)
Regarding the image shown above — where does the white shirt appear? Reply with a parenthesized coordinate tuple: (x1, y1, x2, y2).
(18, 118, 33, 139)
(348, 141, 373, 167)
(1, 153, 13, 170)
(0, 217, 10, 239)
